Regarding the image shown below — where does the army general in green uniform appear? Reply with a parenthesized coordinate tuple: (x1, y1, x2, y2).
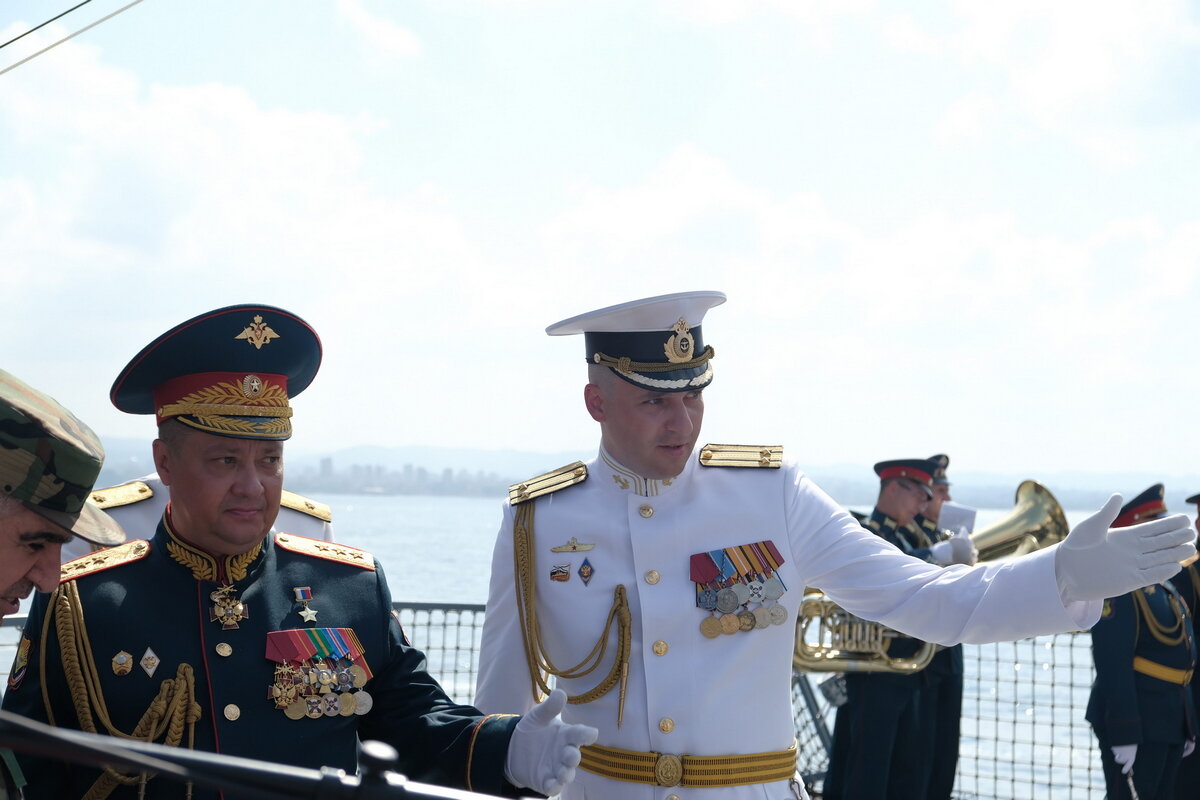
(2, 304, 595, 800)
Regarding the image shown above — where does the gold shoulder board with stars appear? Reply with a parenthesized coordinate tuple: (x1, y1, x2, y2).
(280, 490, 333, 522)
(88, 480, 154, 509)
(508, 461, 588, 505)
(698, 444, 783, 469)
(274, 533, 375, 571)
(61, 540, 151, 581)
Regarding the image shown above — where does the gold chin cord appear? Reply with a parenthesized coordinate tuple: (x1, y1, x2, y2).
(513, 501, 631, 726)
(44, 581, 202, 800)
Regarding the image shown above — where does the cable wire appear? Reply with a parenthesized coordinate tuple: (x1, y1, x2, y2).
(0, 0, 146, 78)
(0, 0, 95, 52)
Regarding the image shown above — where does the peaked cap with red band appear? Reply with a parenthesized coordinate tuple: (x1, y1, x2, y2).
(1113, 483, 1168, 528)
(873, 458, 937, 499)
(110, 304, 322, 441)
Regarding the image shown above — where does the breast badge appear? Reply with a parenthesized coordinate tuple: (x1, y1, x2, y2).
(691, 541, 788, 638)
(210, 584, 249, 630)
(266, 628, 373, 720)
(293, 586, 319, 622)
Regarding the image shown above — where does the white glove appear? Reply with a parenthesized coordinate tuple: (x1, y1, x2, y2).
(928, 539, 954, 566)
(949, 527, 978, 566)
(1185, 739, 1195, 758)
(1054, 494, 1197, 603)
(504, 688, 598, 795)
(1112, 744, 1137, 774)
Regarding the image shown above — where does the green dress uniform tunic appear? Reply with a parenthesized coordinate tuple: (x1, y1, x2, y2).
(2, 517, 521, 800)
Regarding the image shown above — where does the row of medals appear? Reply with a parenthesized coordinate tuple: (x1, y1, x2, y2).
(270, 658, 373, 719)
(698, 575, 788, 638)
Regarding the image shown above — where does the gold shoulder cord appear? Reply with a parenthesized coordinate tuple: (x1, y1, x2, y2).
(41, 582, 202, 799)
(513, 501, 632, 726)
(1132, 587, 1187, 646)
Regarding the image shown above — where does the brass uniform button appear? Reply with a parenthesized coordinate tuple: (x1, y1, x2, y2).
(653, 640, 668, 656)
(224, 704, 241, 721)
(639, 504, 654, 518)
(215, 643, 233, 657)
(644, 569, 661, 585)
(659, 717, 675, 733)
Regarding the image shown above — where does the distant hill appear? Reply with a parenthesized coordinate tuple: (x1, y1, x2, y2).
(94, 437, 1200, 512)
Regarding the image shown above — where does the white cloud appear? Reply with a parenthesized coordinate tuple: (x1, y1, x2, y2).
(336, 0, 422, 60)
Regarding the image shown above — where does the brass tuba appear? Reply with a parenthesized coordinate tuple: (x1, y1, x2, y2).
(793, 480, 1068, 674)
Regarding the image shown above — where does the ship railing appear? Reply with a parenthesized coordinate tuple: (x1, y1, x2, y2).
(1, 603, 1105, 798)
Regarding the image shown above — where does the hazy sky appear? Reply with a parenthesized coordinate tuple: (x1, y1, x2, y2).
(2, 0, 1198, 480)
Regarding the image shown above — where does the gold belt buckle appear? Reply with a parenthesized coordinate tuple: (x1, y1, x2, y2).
(654, 753, 683, 787)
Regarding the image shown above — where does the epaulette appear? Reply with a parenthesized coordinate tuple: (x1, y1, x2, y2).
(281, 490, 333, 522)
(509, 462, 588, 505)
(61, 540, 151, 581)
(89, 480, 153, 509)
(274, 533, 375, 571)
(698, 444, 783, 468)
(864, 518, 881, 532)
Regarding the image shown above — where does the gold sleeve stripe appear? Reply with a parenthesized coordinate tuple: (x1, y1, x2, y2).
(698, 444, 783, 469)
(280, 490, 333, 522)
(508, 462, 588, 505)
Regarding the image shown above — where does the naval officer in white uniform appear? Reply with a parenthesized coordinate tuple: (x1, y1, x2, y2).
(475, 290, 1196, 800)
(60, 472, 333, 562)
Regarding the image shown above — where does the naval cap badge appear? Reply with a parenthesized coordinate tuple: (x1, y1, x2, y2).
(663, 318, 694, 363)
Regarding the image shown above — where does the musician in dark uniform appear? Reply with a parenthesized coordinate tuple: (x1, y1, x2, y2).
(824, 458, 940, 800)
(1171, 491, 1200, 799)
(1, 304, 595, 800)
(904, 454, 975, 799)
(1087, 485, 1196, 800)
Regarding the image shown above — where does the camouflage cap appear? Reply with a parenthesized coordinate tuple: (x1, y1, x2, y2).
(0, 370, 125, 545)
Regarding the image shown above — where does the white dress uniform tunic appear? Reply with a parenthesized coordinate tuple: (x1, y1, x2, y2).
(476, 446, 1100, 800)
(60, 472, 334, 562)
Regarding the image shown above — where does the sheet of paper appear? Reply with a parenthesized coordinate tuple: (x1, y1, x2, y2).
(937, 501, 977, 535)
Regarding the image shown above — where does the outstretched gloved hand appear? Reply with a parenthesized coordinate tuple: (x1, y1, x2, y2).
(1112, 744, 1137, 774)
(505, 688, 599, 796)
(948, 527, 977, 566)
(1055, 494, 1196, 604)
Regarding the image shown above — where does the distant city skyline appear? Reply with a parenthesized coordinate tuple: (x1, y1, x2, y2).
(94, 437, 1200, 513)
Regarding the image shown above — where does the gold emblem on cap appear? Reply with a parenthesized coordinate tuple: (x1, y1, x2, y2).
(241, 374, 264, 398)
(235, 314, 280, 350)
(663, 318, 695, 363)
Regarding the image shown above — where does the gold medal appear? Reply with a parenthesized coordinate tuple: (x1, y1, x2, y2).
(338, 692, 357, 716)
(285, 700, 306, 720)
(349, 664, 367, 688)
(719, 613, 740, 635)
(699, 616, 722, 639)
(737, 610, 756, 632)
